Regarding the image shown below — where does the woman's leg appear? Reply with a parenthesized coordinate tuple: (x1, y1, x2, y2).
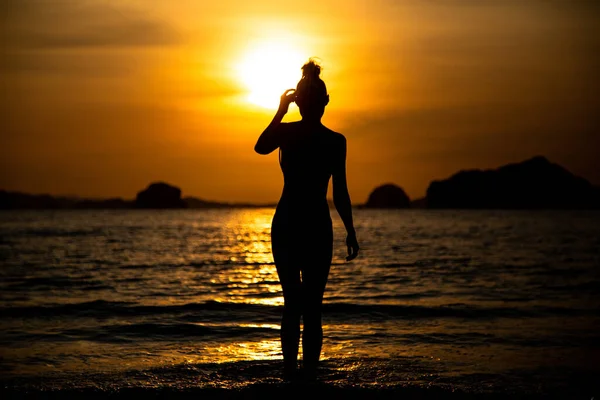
(278, 262, 301, 377)
(301, 261, 330, 373)
(301, 226, 333, 375)
(272, 221, 302, 379)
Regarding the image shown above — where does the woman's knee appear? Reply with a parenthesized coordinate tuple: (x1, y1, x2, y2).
(283, 296, 302, 316)
(302, 307, 322, 326)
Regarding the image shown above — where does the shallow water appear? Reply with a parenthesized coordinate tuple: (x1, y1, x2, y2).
(1, 209, 599, 395)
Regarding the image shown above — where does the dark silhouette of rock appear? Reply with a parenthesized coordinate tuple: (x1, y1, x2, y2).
(365, 184, 411, 208)
(426, 156, 598, 209)
(0, 187, 275, 209)
(74, 198, 132, 209)
(410, 197, 427, 209)
(183, 196, 219, 208)
(0, 190, 77, 209)
(183, 196, 276, 208)
(135, 182, 186, 209)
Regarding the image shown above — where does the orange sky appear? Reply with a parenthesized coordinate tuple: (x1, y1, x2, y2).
(1, 0, 599, 203)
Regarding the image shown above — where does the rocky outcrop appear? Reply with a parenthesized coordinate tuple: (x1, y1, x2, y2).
(410, 197, 427, 209)
(135, 182, 186, 209)
(0, 190, 75, 209)
(73, 198, 132, 209)
(426, 156, 598, 209)
(365, 184, 411, 208)
(0, 187, 272, 209)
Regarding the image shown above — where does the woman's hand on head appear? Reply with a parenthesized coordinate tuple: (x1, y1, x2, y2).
(345, 232, 359, 262)
(278, 89, 296, 114)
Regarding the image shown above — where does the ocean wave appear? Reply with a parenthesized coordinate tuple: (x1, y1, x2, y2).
(1, 300, 597, 321)
(2, 275, 111, 291)
(72, 322, 276, 343)
(120, 260, 276, 270)
(392, 332, 600, 348)
(10, 227, 105, 237)
(0, 322, 278, 345)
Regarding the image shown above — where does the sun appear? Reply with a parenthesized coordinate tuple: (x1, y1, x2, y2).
(237, 41, 307, 109)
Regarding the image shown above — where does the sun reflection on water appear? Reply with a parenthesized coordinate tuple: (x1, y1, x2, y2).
(206, 339, 282, 361)
(205, 210, 285, 306)
(198, 211, 286, 361)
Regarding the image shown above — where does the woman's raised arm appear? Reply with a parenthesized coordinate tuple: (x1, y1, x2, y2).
(254, 89, 296, 155)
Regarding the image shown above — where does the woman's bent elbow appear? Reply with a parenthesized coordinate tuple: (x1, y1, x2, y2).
(254, 144, 268, 155)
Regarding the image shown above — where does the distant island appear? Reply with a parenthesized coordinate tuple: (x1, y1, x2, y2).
(0, 182, 276, 210)
(425, 156, 599, 209)
(363, 184, 411, 209)
(1, 156, 598, 209)
(364, 156, 599, 209)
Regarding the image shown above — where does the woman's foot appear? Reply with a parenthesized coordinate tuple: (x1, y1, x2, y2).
(283, 362, 298, 382)
(300, 364, 318, 383)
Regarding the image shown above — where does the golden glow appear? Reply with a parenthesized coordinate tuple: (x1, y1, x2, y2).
(206, 339, 282, 361)
(198, 210, 285, 306)
(237, 40, 307, 109)
(4, 1, 596, 207)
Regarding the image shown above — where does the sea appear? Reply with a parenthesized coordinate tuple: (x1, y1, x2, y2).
(1, 209, 599, 398)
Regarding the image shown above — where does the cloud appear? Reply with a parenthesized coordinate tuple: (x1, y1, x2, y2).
(20, 20, 180, 49)
(2, 1, 180, 50)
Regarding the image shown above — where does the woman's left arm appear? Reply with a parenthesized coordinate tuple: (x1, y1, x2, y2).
(254, 89, 296, 155)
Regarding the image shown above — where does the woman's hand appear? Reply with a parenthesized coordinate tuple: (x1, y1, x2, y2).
(255, 89, 295, 154)
(346, 232, 359, 261)
(278, 89, 296, 114)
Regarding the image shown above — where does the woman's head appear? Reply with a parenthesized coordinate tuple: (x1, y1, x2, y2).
(295, 59, 329, 119)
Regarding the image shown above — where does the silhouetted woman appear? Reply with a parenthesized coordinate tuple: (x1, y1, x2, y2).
(255, 60, 359, 380)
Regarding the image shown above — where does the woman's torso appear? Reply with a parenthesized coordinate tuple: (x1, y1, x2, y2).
(274, 122, 339, 224)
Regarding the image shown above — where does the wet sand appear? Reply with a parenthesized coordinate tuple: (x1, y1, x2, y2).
(0, 383, 589, 400)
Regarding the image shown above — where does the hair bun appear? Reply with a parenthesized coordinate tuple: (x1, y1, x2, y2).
(301, 59, 321, 80)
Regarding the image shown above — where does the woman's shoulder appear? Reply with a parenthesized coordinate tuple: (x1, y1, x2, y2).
(322, 126, 346, 146)
(279, 121, 303, 136)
